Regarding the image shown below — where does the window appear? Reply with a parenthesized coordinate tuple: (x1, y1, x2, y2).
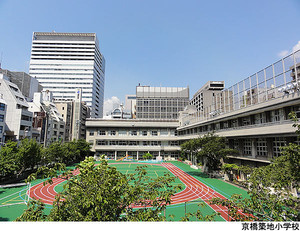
(170, 141, 178, 146)
(150, 141, 160, 146)
(109, 130, 116, 136)
(255, 113, 265, 124)
(243, 139, 252, 155)
(242, 117, 251, 126)
(89, 131, 94, 136)
(151, 131, 158, 136)
(0, 103, 5, 111)
(257, 139, 268, 157)
(0, 115, 4, 122)
(160, 130, 168, 136)
(233, 140, 239, 150)
(141, 131, 147, 136)
(128, 141, 138, 146)
(273, 137, 286, 158)
(118, 130, 127, 136)
(119, 141, 127, 146)
(98, 130, 106, 136)
(0, 126, 2, 134)
(130, 130, 137, 136)
(97, 140, 106, 145)
(273, 109, 280, 122)
(109, 141, 118, 145)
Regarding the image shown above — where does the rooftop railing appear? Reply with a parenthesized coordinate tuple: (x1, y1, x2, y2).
(181, 49, 300, 127)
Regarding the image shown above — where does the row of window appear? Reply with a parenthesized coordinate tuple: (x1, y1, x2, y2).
(96, 140, 178, 146)
(90, 129, 175, 137)
(137, 100, 188, 107)
(99, 151, 179, 159)
(229, 137, 294, 158)
(136, 112, 179, 119)
(136, 107, 182, 112)
(179, 105, 300, 136)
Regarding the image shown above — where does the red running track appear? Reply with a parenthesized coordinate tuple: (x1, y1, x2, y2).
(29, 162, 244, 221)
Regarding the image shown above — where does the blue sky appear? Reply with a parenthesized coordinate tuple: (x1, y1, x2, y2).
(0, 0, 300, 106)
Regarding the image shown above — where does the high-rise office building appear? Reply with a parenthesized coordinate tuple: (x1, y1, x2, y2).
(29, 32, 105, 118)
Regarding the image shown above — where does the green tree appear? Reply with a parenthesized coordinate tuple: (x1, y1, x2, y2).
(0, 140, 20, 178)
(197, 133, 238, 172)
(181, 133, 238, 172)
(18, 138, 42, 172)
(43, 141, 66, 164)
(18, 157, 182, 221)
(74, 139, 91, 160)
(180, 138, 201, 165)
(16, 200, 47, 221)
(211, 153, 300, 221)
(142, 152, 153, 160)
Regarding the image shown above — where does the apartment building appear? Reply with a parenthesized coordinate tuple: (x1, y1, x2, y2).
(0, 74, 33, 141)
(190, 81, 224, 112)
(86, 119, 180, 160)
(55, 88, 90, 141)
(55, 101, 72, 141)
(0, 69, 43, 101)
(29, 32, 105, 118)
(177, 49, 300, 167)
(135, 86, 189, 119)
(29, 91, 65, 146)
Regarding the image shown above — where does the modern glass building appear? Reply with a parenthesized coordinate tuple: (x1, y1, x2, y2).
(29, 32, 105, 118)
(135, 86, 189, 119)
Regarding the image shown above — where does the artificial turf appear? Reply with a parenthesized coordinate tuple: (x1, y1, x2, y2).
(0, 160, 249, 221)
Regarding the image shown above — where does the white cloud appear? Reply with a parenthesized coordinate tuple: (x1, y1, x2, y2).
(292, 41, 300, 53)
(277, 50, 289, 58)
(103, 96, 121, 117)
(278, 41, 300, 58)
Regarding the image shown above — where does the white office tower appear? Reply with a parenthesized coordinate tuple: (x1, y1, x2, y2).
(29, 32, 105, 118)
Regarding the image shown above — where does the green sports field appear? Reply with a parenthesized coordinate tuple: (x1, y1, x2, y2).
(0, 161, 249, 221)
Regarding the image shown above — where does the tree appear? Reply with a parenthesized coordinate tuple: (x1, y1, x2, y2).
(43, 141, 66, 164)
(18, 157, 182, 221)
(18, 138, 42, 172)
(142, 152, 153, 160)
(0, 140, 20, 178)
(197, 133, 238, 172)
(74, 139, 91, 160)
(211, 154, 300, 221)
(180, 138, 201, 165)
(181, 133, 238, 172)
(16, 200, 47, 221)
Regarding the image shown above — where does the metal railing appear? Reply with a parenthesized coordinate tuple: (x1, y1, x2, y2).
(181, 49, 300, 127)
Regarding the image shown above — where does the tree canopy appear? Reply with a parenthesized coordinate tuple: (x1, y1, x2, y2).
(0, 139, 91, 181)
(181, 133, 238, 172)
